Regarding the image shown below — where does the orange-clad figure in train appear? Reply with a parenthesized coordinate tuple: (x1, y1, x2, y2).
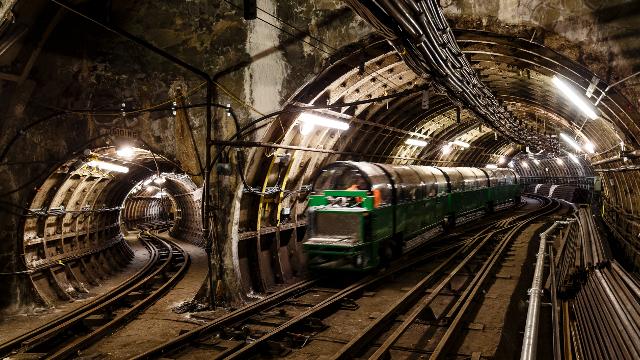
(346, 183, 364, 203)
(372, 188, 382, 208)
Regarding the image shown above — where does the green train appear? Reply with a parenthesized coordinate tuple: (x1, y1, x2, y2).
(303, 161, 521, 271)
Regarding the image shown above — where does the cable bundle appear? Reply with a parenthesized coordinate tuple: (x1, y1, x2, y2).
(343, 0, 558, 152)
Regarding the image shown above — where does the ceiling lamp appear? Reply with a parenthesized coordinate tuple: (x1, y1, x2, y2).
(116, 146, 134, 158)
(298, 112, 349, 135)
(498, 156, 506, 164)
(86, 160, 129, 173)
(521, 161, 529, 168)
(442, 144, 452, 155)
(405, 138, 428, 147)
(533, 159, 541, 165)
(568, 153, 581, 164)
(552, 76, 598, 120)
(560, 133, 582, 152)
(584, 141, 595, 154)
(485, 164, 498, 169)
(451, 140, 470, 148)
(154, 176, 166, 185)
(556, 158, 564, 165)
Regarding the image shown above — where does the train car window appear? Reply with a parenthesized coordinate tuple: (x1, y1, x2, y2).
(414, 167, 439, 197)
(355, 162, 393, 207)
(469, 168, 489, 188)
(484, 169, 498, 186)
(439, 168, 465, 192)
(314, 163, 369, 193)
(391, 166, 422, 202)
(425, 167, 448, 195)
(456, 168, 479, 190)
(503, 170, 516, 185)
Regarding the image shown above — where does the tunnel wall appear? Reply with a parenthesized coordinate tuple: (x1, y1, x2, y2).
(0, 0, 638, 309)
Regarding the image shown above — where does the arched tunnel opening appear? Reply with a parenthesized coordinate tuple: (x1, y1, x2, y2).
(18, 146, 202, 307)
(1, 0, 639, 358)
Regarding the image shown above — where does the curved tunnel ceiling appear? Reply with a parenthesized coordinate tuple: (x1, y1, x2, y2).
(252, 30, 637, 174)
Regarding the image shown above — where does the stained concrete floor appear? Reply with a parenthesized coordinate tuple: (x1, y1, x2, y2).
(79, 233, 213, 359)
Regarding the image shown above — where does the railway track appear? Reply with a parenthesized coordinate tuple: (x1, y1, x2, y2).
(0, 231, 189, 360)
(134, 195, 557, 359)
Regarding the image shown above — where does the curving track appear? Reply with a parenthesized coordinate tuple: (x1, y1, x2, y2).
(0, 230, 190, 360)
(134, 195, 558, 360)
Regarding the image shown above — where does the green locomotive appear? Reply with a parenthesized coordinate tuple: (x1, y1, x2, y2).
(303, 161, 521, 271)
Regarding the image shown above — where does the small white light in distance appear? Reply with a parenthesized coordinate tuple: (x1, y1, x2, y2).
(452, 140, 470, 148)
(154, 176, 166, 185)
(552, 76, 598, 120)
(442, 144, 452, 154)
(485, 164, 498, 169)
(86, 160, 129, 173)
(584, 141, 595, 154)
(522, 161, 529, 168)
(560, 133, 583, 152)
(298, 112, 349, 136)
(556, 158, 564, 165)
(533, 159, 541, 165)
(568, 153, 581, 164)
(545, 168, 549, 172)
(405, 138, 428, 147)
(116, 146, 134, 158)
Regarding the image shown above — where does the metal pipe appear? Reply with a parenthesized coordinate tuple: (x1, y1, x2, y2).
(548, 244, 562, 360)
(595, 71, 640, 106)
(209, 139, 481, 165)
(521, 221, 563, 360)
(50, 0, 216, 307)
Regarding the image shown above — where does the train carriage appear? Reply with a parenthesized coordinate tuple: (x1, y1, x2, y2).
(303, 161, 520, 271)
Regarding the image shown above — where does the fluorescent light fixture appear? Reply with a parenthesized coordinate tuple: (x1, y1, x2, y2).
(442, 144, 452, 154)
(552, 76, 598, 120)
(146, 185, 158, 192)
(405, 138, 428, 147)
(568, 153, 581, 164)
(86, 160, 129, 173)
(143, 177, 154, 186)
(451, 140, 470, 148)
(560, 133, 582, 152)
(533, 159, 541, 165)
(116, 146, 134, 158)
(485, 164, 498, 169)
(584, 141, 595, 154)
(556, 158, 564, 165)
(154, 176, 166, 185)
(298, 112, 349, 135)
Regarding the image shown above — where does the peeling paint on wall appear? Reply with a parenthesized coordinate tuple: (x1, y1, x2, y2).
(243, 0, 289, 115)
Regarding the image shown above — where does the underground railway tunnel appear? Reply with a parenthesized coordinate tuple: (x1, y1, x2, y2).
(0, 0, 639, 359)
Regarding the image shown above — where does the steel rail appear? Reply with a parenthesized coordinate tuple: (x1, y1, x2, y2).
(224, 196, 548, 359)
(332, 226, 505, 360)
(131, 279, 318, 359)
(222, 241, 469, 360)
(135, 196, 535, 359)
(429, 198, 560, 360)
(3, 231, 189, 360)
(0, 235, 159, 357)
(47, 234, 191, 359)
(521, 220, 563, 360)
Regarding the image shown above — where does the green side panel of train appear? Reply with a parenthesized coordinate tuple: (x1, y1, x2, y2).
(303, 162, 522, 272)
